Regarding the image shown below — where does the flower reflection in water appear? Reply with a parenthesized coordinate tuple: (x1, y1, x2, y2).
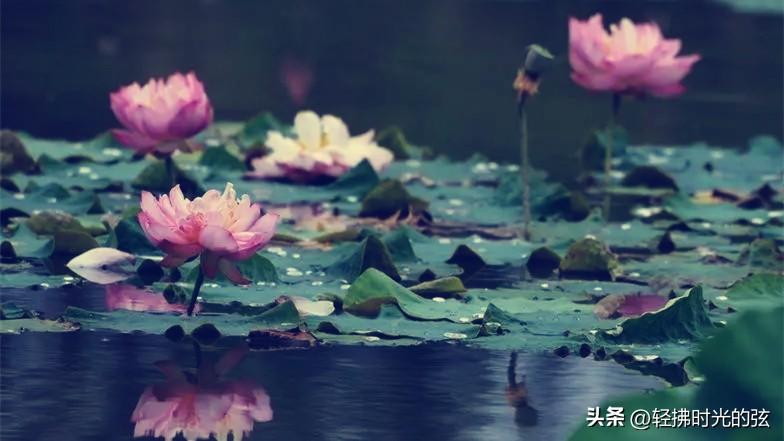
(506, 351, 539, 427)
(132, 345, 273, 441)
(105, 284, 199, 315)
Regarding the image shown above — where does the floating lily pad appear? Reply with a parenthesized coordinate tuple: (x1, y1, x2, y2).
(716, 273, 784, 313)
(198, 146, 245, 171)
(571, 306, 783, 440)
(737, 238, 783, 270)
(0, 302, 79, 334)
(107, 216, 160, 256)
(25, 210, 90, 236)
(1, 184, 104, 224)
(525, 247, 561, 278)
(131, 158, 204, 198)
(0, 131, 36, 175)
(327, 235, 400, 282)
(408, 277, 466, 298)
(63, 299, 301, 337)
(381, 227, 419, 262)
(446, 244, 486, 277)
(359, 179, 429, 218)
(621, 165, 679, 190)
(342, 268, 475, 321)
(599, 286, 715, 345)
(326, 159, 380, 197)
(560, 238, 621, 281)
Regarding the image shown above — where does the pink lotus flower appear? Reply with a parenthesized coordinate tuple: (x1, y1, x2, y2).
(110, 72, 214, 154)
(138, 183, 278, 284)
(105, 284, 200, 315)
(569, 15, 700, 97)
(247, 110, 394, 183)
(132, 347, 272, 441)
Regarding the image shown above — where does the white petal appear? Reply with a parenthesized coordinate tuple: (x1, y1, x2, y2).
(322, 114, 351, 146)
(290, 296, 335, 317)
(264, 131, 301, 154)
(66, 247, 137, 284)
(294, 110, 322, 150)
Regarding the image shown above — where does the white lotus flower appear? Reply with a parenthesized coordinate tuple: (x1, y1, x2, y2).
(248, 110, 394, 182)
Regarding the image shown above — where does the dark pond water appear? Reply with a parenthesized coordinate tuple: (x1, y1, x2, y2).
(1, 331, 663, 441)
(2, 0, 783, 182)
(0, 286, 666, 440)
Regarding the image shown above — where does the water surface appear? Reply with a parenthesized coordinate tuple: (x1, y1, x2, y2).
(1, 332, 663, 441)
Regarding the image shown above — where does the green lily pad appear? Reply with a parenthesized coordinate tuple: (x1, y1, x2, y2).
(560, 238, 621, 281)
(327, 235, 400, 282)
(571, 306, 783, 440)
(0, 131, 36, 175)
(343, 268, 475, 321)
(25, 210, 90, 236)
(716, 273, 784, 312)
(131, 158, 204, 198)
(1, 184, 104, 223)
(107, 216, 160, 256)
(63, 299, 301, 337)
(0, 302, 79, 334)
(408, 276, 466, 298)
(326, 159, 380, 197)
(621, 165, 679, 190)
(236, 112, 289, 148)
(737, 238, 783, 270)
(198, 146, 245, 171)
(359, 179, 429, 219)
(445, 244, 486, 277)
(15, 131, 131, 163)
(2, 223, 52, 258)
(526, 246, 561, 278)
(599, 286, 715, 345)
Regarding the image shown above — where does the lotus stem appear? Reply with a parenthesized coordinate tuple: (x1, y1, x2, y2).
(187, 265, 205, 316)
(192, 340, 203, 368)
(507, 351, 519, 387)
(164, 155, 176, 189)
(602, 93, 622, 221)
(519, 107, 531, 240)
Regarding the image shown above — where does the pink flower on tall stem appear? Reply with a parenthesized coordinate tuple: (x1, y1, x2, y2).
(110, 72, 213, 155)
(138, 183, 278, 315)
(569, 14, 700, 97)
(569, 14, 699, 220)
